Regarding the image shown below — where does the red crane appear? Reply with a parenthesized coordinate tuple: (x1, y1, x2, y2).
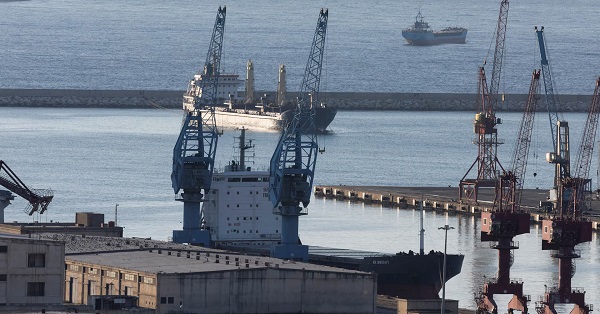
(535, 78, 599, 314)
(475, 70, 541, 314)
(460, 0, 509, 204)
(0, 160, 53, 215)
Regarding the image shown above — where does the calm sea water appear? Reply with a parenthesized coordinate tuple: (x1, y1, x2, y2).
(1, 0, 600, 310)
(0, 108, 599, 311)
(0, 0, 599, 94)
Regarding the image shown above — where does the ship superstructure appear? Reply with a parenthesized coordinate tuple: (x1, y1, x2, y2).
(203, 128, 281, 247)
(201, 128, 464, 299)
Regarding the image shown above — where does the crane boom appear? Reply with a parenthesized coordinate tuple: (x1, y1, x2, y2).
(570, 78, 600, 214)
(510, 70, 541, 209)
(535, 26, 562, 152)
(488, 0, 509, 113)
(171, 6, 226, 245)
(0, 161, 53, 215)
(459, 0, 509, 204)
(269, 9, 328, 261)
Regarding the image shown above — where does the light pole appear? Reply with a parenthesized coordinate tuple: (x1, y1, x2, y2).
(438, 224, 454, 314)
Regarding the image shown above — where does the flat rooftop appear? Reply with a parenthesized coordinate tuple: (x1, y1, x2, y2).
(41, 234, 366, 275)
(66, 249, 365, 275)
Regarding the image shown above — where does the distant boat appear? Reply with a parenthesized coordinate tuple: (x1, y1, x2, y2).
(402, 11, 467, 46)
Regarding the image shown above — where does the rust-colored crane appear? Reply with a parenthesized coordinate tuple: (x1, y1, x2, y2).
(475, 70, 541, 314)
(536, 78, 599, 314)
(0, 160, 53, 215)
(460, 0, 509, 204)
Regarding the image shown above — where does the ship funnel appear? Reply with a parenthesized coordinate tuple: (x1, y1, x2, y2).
(245, 60, 255, 103)
(277, 64, 287, 106)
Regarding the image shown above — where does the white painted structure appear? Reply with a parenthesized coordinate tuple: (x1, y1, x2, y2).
(0, 234, 65, 305)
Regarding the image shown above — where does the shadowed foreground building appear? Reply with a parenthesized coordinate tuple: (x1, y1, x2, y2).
(0, 234, 65, 305)
(63, 236, 376, 314)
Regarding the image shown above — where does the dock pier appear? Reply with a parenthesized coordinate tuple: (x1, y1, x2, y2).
(314, 185, 600, 230)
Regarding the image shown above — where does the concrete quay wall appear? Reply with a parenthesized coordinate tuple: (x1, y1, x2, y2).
(314, 185, 600, 231)
(0, 89, 595, 111)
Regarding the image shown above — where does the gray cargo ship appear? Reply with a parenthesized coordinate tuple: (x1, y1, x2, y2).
(402, 11, 467, 46)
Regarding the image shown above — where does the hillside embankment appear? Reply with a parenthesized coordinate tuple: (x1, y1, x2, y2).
(0, 89, 594, 111)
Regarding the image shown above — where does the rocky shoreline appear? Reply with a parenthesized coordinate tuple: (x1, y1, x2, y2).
(0, 89, 594, 112)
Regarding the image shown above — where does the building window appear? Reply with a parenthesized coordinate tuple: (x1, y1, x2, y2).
(124, 274, 135, 281)
(0, 246, 7, 253)
(0, 274, 6, 281)
(27, 282, 45, 296)
(28, 254, 45, 268)
(168, 297, 174, 304)
(160, 297, 167, 304)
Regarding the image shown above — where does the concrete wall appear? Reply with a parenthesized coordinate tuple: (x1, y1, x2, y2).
(0, 89, 594, 112)
(0, 235, 65, 305)
(397, 298, 459, 314)
(157, 268, 376, 314)
(65, 259, 376, 314)
(64, 261, 157, 309)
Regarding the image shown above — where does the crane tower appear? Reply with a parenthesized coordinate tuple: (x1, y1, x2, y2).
(171, 6, 226, 246)
(475, 70, 541, 314)
(460, 0, 509, 204)
(269, 9, 328, 261)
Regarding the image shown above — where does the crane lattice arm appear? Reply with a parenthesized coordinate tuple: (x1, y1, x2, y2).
(171, 6, 225, 195)
(568, 78, 600, 216)
(187, 6, 226, 110)
(536, 26, 562, 152)
(510, 70, 541, 209)
(488, 0, 509, 113)
(0, 161, 53, 215)
(269, 9, 328, 209)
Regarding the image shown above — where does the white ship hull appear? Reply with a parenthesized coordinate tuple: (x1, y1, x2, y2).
(213, 108, 288, 131)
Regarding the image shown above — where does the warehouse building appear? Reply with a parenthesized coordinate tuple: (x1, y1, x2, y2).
(60, 235, 376, 314)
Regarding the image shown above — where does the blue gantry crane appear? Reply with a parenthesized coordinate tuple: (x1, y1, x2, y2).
(269, 8, 328, 261)
(171, 6, 226, 246)
(535, 27, 563, 154)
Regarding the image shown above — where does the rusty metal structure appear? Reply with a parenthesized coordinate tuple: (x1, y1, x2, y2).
(535, 78, 599, 314)
(0, 160, 53, 215)
(475, 70, 541, 314)
(460, 0, 509, 204)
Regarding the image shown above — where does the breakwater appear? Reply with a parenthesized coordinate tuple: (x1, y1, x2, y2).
(0, 89, 594, 111)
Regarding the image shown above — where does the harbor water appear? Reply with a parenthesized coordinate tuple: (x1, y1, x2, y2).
(1, 0, 599, 94)
(1, 108, 599, 311)
(2, 0, 600, 310)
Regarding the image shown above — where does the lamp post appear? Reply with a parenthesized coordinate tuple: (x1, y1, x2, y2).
(438, 224, 454, 314)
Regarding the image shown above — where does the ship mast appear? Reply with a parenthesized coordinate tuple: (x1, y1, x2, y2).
(419, 196, 425, 255)
(277, 64, 287, 106)
(245, 59, 255, 103)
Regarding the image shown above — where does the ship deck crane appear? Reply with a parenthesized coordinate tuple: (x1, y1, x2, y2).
(476, 70, 541, 314)
(460, 0, 509, 204)
(0, 160, 53, 219)
(171, 6, 226, 246)
(536, 78, 599, 314)
(269, 9, 328, 261)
